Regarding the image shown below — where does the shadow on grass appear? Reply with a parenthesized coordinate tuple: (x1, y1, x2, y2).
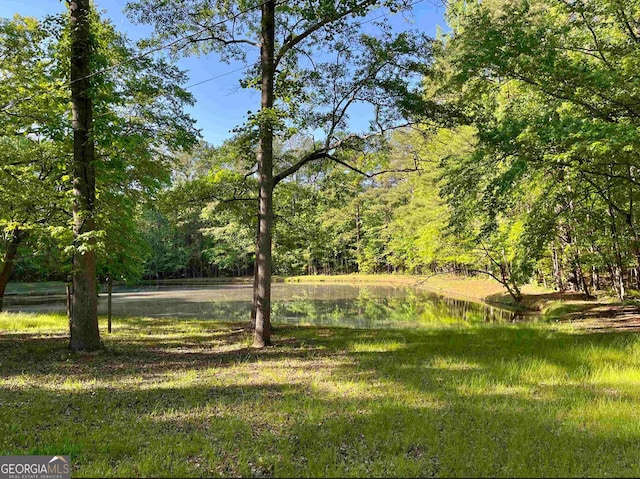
(485, 290, 640, 330)
(0, 321, 637, 382)
(486, 290, 595, 310)
(2, 322, 640, 476)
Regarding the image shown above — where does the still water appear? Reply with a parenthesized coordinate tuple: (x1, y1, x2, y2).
(5, 283, 533, 328)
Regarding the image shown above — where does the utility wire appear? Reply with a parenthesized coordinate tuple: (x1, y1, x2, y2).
(71, 0, 289, 86)
(185, 65, 251, 89)
(1, 0, 285, 111)
(2, 0, 426, 109)
(183, 0, 426, 89)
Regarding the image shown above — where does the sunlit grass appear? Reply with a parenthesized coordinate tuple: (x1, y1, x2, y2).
(0, 312, 68, 331)
(2, 312, 640, 477)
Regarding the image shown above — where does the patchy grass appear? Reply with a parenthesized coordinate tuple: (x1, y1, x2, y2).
(285, 274, 408, 284)
(0, 312, 69, 331)
(2, 313, 640, 477)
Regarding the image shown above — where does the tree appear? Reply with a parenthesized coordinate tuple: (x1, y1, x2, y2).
(89, 13, 199, 285)
(423, 0, 640, 300)
(128, 0, 431, 346)
(154, 138, 258, 279)
(67, 0, 102, 351)
(385, 127, 473, 274)
(0, 16, 68, 311)
(0, 8, 198, 330)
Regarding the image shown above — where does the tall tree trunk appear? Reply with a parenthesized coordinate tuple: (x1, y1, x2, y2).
(634, 252, 640, 291)
(608, 204, 626, 301)
(564, 226, 581, 292)
(250, 218, 260, 330)
(592, 266, 599, 291)
(252, 0, 275, 348)
(0, 228, 23, 312)
(69, 0, 101, 352)
(614, 263, 625, 301)
(552, 244, 565, 291)
(571, 240, 591, 298)
(66, 282, 73, 320)
(624, 162, 640, 291)
(577, 263, 591, 298)
(355, 202, 361, 271)
(250, 258, 258, 329)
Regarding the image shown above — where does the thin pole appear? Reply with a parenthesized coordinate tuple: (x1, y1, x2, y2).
(107, 277, 112, 333)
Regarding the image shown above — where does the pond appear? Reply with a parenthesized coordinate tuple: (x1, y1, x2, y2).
(4, 282, 535, 328)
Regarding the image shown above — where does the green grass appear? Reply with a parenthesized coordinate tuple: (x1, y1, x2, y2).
(540, 301, 595, 321)
(2, 313, 640, 477)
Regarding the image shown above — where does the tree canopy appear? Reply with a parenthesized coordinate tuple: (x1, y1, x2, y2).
(3, 0, 640, 348)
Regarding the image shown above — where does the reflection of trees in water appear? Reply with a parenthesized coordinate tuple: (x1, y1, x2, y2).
(202, 301, 251, 321)
(270, 287, 521, 328)
(107, 297, 253, 321)
(109, 286, 521, 327)
(8, 284, 523, 328)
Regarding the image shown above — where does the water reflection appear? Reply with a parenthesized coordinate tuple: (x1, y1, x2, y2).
(271, 285, 529, 328)
(5, 283, 533, 328)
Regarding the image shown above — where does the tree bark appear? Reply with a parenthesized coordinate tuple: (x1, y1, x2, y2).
(608, 203, 626, 301)
(66, 282, 73, 320)
(634, 252, 640, 291)
(552, 244, 565, 291)
(0, 228, 23, 312)
(250, 219, 260, 329)
(355, 202, 361, 271)
(577, 264, 592, 298)
(252, 0, 275, 348)
(614, 264, 625, 301)
(69, 0, 101, 352)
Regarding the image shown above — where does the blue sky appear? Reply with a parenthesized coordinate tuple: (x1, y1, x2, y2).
(1, 0, 447, 145)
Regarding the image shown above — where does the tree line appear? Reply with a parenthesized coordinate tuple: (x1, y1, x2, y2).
(1, 0, 431, 349)
(2, 0, 640, 350)
(0, 3, 198, 349)
(136, 0, 640, 305)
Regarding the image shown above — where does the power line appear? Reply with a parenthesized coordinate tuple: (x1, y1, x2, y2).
(1, 0, 285, 111)
(182, 0, 426, 90)
(2, 0, 427, 109)
(360, 0, 425, 27)
(185, 65, 251, 89)
(71, 0, 289, 86)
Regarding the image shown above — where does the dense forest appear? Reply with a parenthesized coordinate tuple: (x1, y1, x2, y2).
(2, 0, 640, 320)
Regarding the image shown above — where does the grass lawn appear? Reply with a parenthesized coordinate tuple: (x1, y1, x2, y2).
(2, 313, 640, 477)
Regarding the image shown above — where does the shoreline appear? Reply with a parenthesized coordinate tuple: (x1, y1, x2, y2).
(286, 273, 640, 329)
(286, 273, 541, 310)
(4, 274, 639, 329)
